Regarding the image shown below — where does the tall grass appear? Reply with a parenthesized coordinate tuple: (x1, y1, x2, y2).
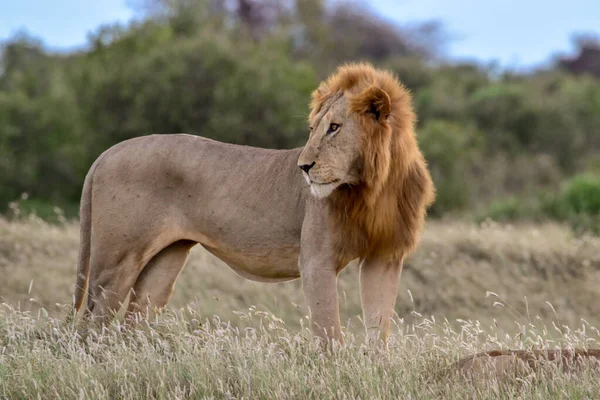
(1, 303, 599, 399)
(1, 217, 600, 398)
(2, 217, 599, 331)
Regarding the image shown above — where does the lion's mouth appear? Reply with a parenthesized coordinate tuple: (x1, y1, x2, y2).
(309, 179, 341, 199)
(311, 179, 340, 186)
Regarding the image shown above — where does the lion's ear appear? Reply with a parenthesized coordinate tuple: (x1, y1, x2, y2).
(352, 86, 391, 123)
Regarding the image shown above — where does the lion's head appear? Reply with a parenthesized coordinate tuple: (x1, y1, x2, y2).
(298, 63, 435, 258)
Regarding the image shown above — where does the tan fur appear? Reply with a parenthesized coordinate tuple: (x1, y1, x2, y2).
(71, 63, 435, 347)
(455, 349, 600, 383)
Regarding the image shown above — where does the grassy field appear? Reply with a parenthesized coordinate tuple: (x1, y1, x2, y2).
(1, 216, 600, 398)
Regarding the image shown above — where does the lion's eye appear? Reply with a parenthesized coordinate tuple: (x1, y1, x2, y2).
(327, 123, 341, 134)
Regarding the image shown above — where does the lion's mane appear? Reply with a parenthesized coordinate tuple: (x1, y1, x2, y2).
(310, 63, 435, 260)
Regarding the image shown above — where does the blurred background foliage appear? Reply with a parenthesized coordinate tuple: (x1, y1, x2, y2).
(0, 0, 599, 233)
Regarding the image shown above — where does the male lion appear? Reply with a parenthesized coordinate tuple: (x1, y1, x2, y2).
(71, 63, 435, 346)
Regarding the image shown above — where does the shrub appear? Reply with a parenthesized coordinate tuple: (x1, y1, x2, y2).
(559, 174, 600, 215)
(483, 174, 600, 235)
(418, 119, 483, 215)
(543, 174, 600, 234)
(483, 197, 526, 222)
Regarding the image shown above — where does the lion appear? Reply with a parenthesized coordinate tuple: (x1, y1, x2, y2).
(71, 62, 435, 346)
(454, 349, 600, 384)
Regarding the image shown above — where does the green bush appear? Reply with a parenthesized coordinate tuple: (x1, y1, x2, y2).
(206, 42, 317, 149)
(418, 119, 482, 215)
(483, 197, 526, 222)
(559, 174, 600, 215)
(467, 83, 538, 154)
(543, 174, 600, 234)
(478, 196, 546, 224)
(483, 174, 600, 234)
(542, 175, 600, 217)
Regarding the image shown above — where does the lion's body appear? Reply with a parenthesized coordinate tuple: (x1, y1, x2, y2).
(94, 135, 307, 281)
(75, 135, 313, 314)
(73, 63, 435, 346)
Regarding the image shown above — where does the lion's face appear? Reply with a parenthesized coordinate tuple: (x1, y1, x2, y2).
(297, 95, 363, 198)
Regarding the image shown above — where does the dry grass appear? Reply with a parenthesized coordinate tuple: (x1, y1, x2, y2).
(1, 216, 599, 330)
(1, 216, 600, 398)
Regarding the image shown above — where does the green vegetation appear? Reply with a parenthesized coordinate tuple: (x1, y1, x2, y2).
(481, 174, 600, 234)
(553, 174, 600, 216)
(0, 0, 598, 231)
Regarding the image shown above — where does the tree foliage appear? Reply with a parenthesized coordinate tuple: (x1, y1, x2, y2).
(0, 0, 598, 221)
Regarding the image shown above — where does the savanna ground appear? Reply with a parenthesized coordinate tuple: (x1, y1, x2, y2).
(1, 216, 600, 398)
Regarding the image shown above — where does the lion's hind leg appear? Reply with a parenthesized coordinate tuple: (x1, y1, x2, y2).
(85, 249, 145, 325)
(126, 240, 196, 320)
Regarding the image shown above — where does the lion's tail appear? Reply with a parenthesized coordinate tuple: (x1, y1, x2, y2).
(73, 172, 93, 314)
(68, 154, 104, 322)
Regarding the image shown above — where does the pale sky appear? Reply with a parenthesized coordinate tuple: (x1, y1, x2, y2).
(1, 0, 598, 69)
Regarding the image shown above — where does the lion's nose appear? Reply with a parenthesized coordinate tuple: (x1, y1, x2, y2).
(299, 161, 316, 174)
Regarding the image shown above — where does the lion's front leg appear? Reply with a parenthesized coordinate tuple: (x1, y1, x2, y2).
(300, 260, 343, 347)
(359, 256, 403, 347)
